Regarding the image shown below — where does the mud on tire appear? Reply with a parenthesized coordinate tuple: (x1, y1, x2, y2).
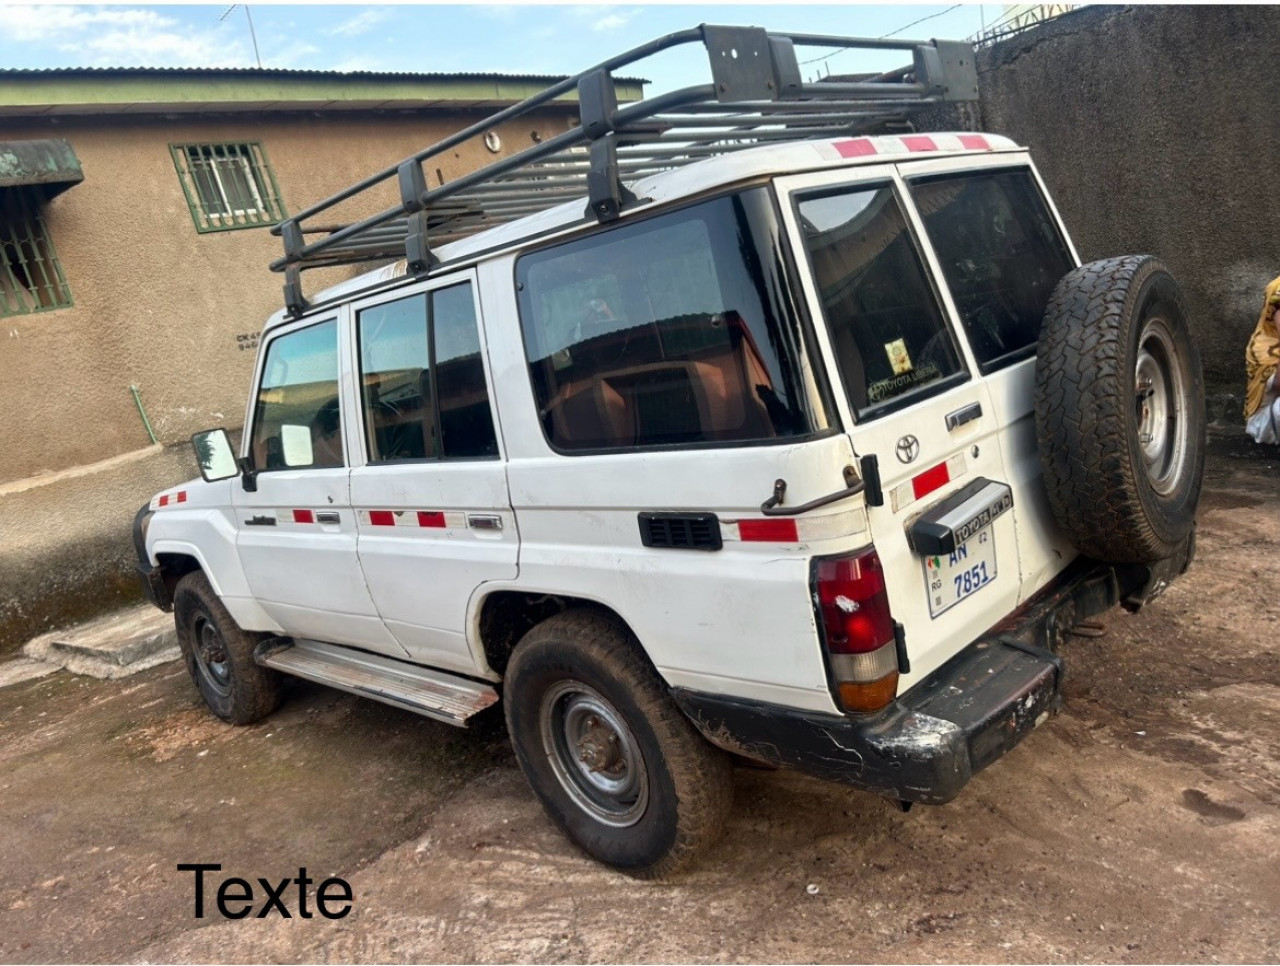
(503, 609, 733, 879)
(173, 571, 283, 725)
(1035, 255, 1205, 563)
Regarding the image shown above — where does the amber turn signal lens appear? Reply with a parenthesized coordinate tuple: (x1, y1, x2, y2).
(838, 671, 899, 713)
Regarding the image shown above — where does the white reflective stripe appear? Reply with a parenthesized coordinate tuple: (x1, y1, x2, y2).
(357, 510, 467, 528)
(830, 643, 897, 683)
(890, 453, 968, 514)
(796, 506, 870, 542)
(720, 506, 868, 543)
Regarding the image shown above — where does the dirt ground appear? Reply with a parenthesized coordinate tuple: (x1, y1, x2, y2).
(1, 429, 1278, 965)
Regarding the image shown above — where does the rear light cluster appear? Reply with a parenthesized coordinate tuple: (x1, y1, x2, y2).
(814, 547, 900, 713)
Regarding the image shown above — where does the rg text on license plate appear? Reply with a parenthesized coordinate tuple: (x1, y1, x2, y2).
(923, 525, 997, 618)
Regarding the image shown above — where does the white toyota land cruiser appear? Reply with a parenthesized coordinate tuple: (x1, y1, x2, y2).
(134, 27, 1205, 877)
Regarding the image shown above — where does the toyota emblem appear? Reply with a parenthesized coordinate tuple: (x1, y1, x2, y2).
(895, 435, 920, 464)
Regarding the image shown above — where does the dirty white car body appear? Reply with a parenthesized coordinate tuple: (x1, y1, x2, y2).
(134, 26, 1204, 877)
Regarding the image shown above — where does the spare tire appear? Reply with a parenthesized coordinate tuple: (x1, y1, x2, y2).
(1034, 255, 1205, 564)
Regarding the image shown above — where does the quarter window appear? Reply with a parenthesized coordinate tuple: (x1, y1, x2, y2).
(911, 169, 1074, 372)
(797, 184, 963, 419)
(357, 282, 498, 462)
(517, 190, 821, 451)
(250, 320, 343, 471)
(0, 187, 72, 317)
(170, 142, 285, 233)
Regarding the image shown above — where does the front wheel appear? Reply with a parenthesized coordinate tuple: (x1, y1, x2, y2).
(503, 609, 733, 878)
(173, 571, 283, 725)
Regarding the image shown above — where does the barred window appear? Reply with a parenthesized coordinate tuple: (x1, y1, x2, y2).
(170, 142, 285, 232)
(0, 187, 72, 318)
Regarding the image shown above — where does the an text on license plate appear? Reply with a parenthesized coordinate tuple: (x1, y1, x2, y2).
(924, 526, 996, 618)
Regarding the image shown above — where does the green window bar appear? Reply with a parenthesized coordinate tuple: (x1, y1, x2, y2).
(170, 141, 287, 233)
(0, 186, 73, 318)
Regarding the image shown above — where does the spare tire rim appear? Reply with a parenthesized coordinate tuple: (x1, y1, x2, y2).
(1134, 316, 1188, 496)
(539, 680, 648, 828)
(192, 615, 232, 697)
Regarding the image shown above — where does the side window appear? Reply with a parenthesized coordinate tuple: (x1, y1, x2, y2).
(516, 190, 819, 452)
(357, 282, 497, 462)
(250, 319, 343, 471)
(911, 169, 1074, 372)
(797, 184, 963, 419)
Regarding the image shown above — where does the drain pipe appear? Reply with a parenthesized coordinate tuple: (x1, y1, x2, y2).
(129, 384, 158, 445)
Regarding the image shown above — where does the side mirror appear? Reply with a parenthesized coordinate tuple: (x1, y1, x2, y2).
(191, 429, 240, 483)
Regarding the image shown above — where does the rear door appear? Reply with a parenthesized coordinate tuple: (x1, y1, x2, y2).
(901, 158, 1080, 594)
(347, 272, 517, 676)
(777, 167, 1024, 686)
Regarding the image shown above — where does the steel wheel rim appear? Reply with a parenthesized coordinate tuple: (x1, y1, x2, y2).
(1134, 316, 1188, 496)
(539, 680, 648, 828)
(193, 615, 232, 697)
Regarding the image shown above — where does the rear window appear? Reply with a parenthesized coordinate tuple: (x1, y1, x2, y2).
(796, 183, 964, 420)
(516, 190, 824, 452)
(911, 169, 1074, 372)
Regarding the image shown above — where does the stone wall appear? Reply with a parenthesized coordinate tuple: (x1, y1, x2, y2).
(970, 4, 1280, 397)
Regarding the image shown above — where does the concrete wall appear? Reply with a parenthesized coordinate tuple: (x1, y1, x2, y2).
(0, 105, 571, 654)
(971, 4, 1280, 394)
(0, 107, 573, 485)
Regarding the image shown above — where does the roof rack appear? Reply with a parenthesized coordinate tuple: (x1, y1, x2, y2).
(270, 24, 979, 316)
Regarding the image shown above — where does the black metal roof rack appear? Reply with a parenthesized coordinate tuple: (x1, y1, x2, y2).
(270, 24, 978, 316)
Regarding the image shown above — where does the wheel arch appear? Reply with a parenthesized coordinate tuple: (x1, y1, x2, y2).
(475, 589, 646, 679)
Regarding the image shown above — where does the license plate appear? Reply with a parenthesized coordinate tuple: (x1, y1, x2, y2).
(923, 525, 997, 618)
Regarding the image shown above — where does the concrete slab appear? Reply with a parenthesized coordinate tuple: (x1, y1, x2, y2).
(0, 657, 59, 688)
(24, 604, 179, 680)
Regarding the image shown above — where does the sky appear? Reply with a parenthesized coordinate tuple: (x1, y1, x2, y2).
(0, 3, 1004, 91)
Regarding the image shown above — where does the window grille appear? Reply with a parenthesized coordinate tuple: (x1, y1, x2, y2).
(0, 187, 72, 318)
(170, 141, 286, 233)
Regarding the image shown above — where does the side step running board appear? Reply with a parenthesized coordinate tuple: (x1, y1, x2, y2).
(256, 639, 498, 727)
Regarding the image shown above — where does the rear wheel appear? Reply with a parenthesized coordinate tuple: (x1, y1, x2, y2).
(173, 571, 283, 725)
(503, 609, 733, 878)
(1035, 255, 1205, 563)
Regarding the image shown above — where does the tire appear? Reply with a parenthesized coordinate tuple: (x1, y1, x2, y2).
(1035, 255, 1206, 563)
(173, 571, 283, 725)
(503, 609, 733, 878)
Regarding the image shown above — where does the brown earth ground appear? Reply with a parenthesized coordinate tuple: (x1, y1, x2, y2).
(1, 430, 1278, 964)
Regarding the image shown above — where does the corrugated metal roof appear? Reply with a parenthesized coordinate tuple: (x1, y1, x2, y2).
(0, 66, 646, 84)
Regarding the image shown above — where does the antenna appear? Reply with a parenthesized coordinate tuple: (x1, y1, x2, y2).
(220, 4, 263, 69)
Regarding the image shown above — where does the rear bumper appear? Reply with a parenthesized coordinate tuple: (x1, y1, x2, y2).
(674, 535, 1194, 805)
(674, 638, 1057, 804)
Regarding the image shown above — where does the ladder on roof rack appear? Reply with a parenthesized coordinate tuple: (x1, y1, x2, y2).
(270, 24, 978, 316)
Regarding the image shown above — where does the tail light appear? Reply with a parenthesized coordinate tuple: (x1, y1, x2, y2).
(814, 547, 899, 713)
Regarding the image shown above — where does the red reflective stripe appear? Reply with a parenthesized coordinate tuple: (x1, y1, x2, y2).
(902, 135, 937, 152)
(417, 511, 446, 528)
(369, 510, 395, 527)
(912, 462, 951, 501)
(176, 491, 187, 504)
(739, 519, 799, 543)
(958, 134, 990, 150)
(834, 138, 877, 158)
(293, 509, 314, 524)
(158, 494, 169, 507)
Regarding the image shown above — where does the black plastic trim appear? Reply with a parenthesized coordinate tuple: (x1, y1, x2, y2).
(676, 548, 1198, 804)
(638, 511, 723, 551)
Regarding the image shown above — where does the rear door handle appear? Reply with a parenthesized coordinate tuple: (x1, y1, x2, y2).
(468, 514, 503, 531)
(945, 402, 983, 431)
(316, 511, 340, 525)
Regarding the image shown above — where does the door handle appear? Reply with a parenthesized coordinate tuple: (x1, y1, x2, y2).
(945, 402, 983, 431)
(316, 511, 340, 525)
(468, 514, 503, 531)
